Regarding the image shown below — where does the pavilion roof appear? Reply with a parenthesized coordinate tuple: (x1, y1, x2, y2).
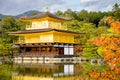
(8, 28, 85, 34)
(20, 12, 71, 21)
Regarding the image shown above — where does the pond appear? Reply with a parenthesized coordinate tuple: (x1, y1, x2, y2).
(0, 61, 111, 80)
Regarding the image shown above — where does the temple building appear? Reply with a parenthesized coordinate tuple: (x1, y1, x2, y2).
(9, 8, 84, 63)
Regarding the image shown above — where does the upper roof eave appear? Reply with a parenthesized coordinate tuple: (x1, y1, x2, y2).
(20, 12, 71, 21)
(8, 28, 85, 35)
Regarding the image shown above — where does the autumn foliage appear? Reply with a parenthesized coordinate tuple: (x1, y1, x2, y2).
(87, 69, 120, 80)
(104, 16, 120, 34)
(88, 17, 120, 79)
(90, 17, 120, 68)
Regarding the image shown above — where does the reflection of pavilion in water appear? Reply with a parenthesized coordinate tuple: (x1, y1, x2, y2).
(12, 64, 81, 80)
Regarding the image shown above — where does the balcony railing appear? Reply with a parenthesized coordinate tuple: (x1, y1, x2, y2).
(14, 51, 59, 57)
(13, 40, 25, 44)
(13, 40, 81, 44)
(26, 24, 68, 30)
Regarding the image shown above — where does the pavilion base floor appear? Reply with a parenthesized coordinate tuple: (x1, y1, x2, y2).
(13, 56, 87, 64)
(12, 42, 78, 64)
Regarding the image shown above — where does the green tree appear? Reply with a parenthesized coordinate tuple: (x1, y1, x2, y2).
(0, 16, 26, 43)
(78, 9, 89, 22)
(64, 20, 97, 43)
(55, 10, 63, 16)
(112, 3, 120, 20)
(0, 16, 26, 55)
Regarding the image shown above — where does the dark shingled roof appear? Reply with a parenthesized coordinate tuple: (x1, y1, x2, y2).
(21, 12, 71, 21)
(8, 28, 85, 34)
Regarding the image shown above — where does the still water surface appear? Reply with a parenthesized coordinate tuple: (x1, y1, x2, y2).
(0, 62, 107, 80)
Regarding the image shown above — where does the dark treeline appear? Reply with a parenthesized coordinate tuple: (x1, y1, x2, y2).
(55, 3, 120, 27)
(55, 9, 111, 27)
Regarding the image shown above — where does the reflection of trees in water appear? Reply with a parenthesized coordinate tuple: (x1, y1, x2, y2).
(16, 64, 60, 77)
(0, 64, 12, 80)
(1, 63, 120, 80)
(12, 64, 83, 78)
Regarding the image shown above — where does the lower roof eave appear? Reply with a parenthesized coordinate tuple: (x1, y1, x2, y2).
(14, 42, 80, 47)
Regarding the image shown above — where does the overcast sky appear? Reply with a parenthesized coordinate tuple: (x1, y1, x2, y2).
(0, 0, 120, 15)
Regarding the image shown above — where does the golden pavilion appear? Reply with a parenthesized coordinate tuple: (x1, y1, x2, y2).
(9, 8, 83, 63)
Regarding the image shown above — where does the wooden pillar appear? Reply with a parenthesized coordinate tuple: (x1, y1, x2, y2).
(46, 47, 48, 56)
(24, 47, 26, 56)
(51, 46, 54, 56)
(39, 46, 41, 56)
